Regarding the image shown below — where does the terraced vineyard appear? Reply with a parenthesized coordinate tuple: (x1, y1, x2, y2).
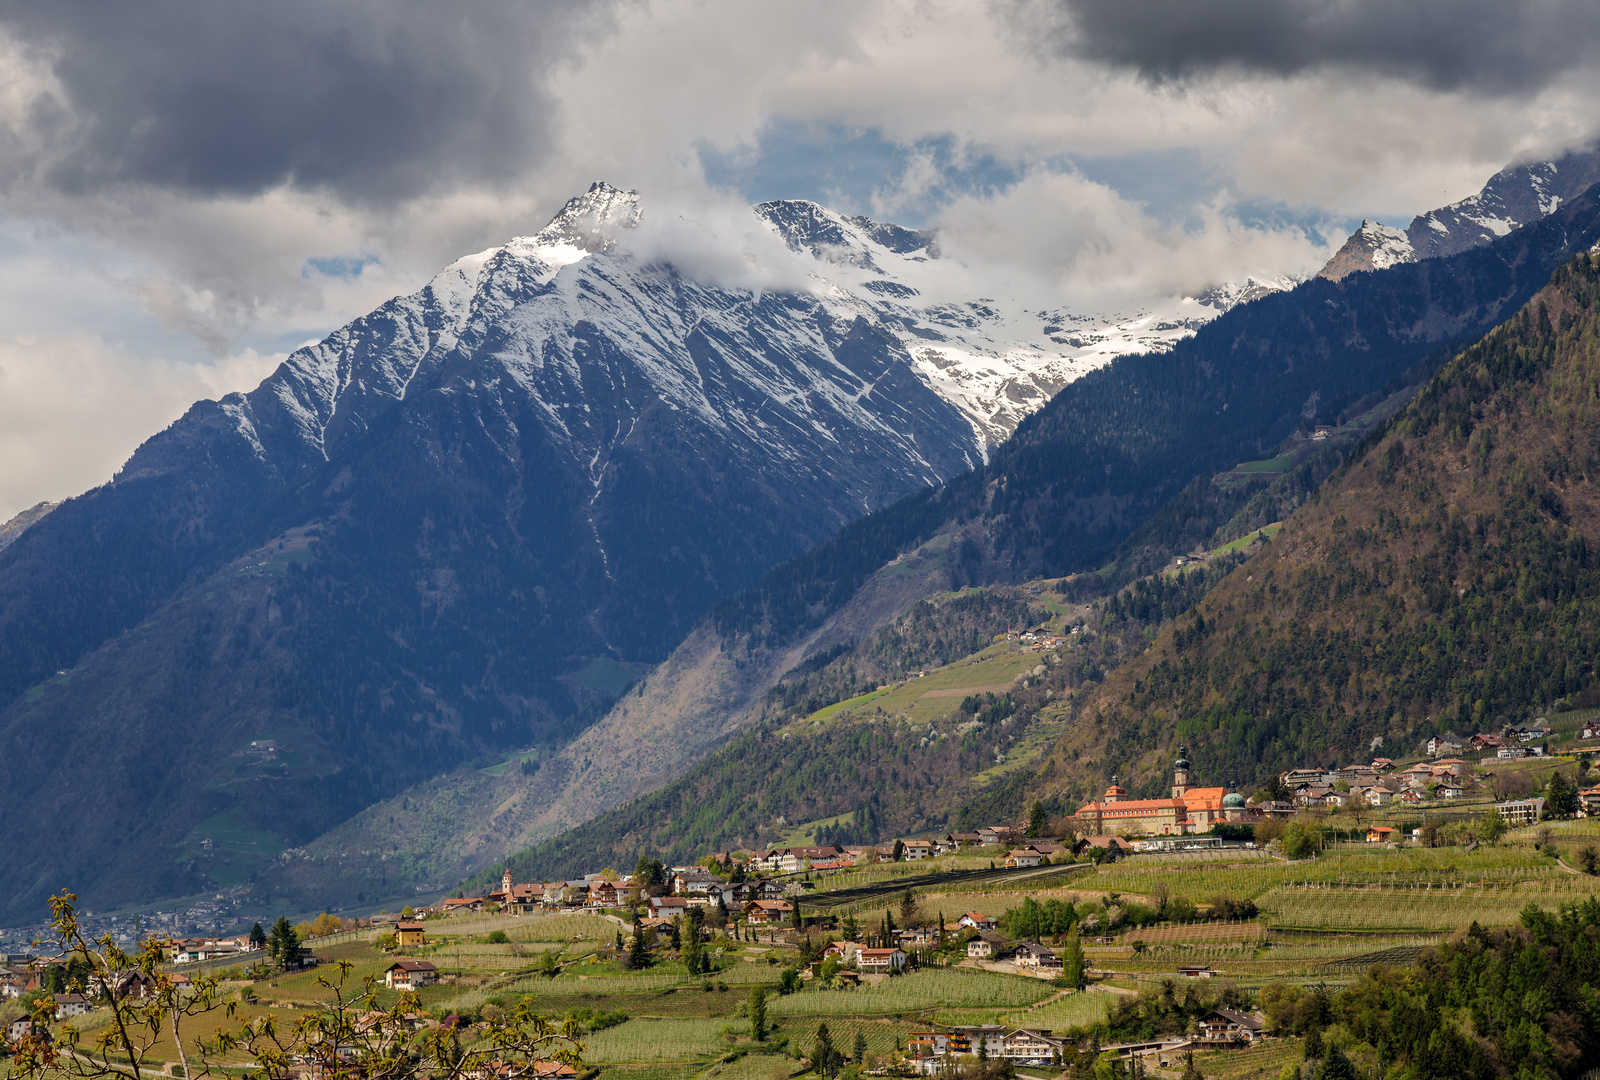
(1313, 945, 1428, 974)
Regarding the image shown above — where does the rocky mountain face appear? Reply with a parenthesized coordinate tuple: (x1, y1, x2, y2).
(0, 182, 1271, 923)
(1042, 252, 1600, 808)
(1320, 146, 1600, 281)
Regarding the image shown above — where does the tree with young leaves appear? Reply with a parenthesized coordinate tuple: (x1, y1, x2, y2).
(14, 892, 587, 1080)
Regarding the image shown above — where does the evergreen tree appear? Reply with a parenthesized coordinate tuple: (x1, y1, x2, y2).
(248, 922, 267, 950)
(681, 919, 702, 974)
(628, 924, 649, 969)
(749, 986, 767, 1041)
(267, 915, 302, 970)
(813, 1022, 833, 1077)
(842, 911, 859, 942)
(1548, 771, 1579, 818)
(1027, 800, 1048, 838)
(1181, 1051, 1203, 1080)
(1315, 1043, 1355, 1080)
(1061, 930, 1086, 988)
(853, 1028, 868, 1067)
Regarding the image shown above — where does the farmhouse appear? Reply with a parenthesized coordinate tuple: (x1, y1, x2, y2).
(1011, 942, 1061, 971)
(53, 993, 91, 1019)
(385, 960, 439, 991)
(856, 948, 906, 973)
(966, 932, 1006, 959)
(1199, 1010, 1265, 1043)
(396, 921, 426, 948)
(743, 900, 793, 925)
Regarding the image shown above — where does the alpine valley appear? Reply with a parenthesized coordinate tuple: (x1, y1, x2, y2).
(0, 183, 1271, 923)
(6, 144, 1600, 925)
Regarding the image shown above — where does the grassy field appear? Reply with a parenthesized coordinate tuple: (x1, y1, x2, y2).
(1213, 522, 1284, 555)
(1258, 881, 1600, 930)
(766, 968, 1053, 1017)
(582, 1017, 738, 1062)
(790, 642, 1041, 728)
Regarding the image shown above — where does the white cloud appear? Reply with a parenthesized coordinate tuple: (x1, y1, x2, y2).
(0, 332, 280, 520)
(3, 0, 1600, 513)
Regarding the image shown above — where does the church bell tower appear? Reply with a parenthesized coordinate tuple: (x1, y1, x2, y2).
(1172, 746, 1191, 799)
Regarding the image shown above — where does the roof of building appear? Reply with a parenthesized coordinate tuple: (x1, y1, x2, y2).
(1209, 1009, 1264, 1030)
(388, 960, 438, 972)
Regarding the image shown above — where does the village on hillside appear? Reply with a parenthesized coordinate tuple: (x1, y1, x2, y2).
(7, 710, 1600, 1080)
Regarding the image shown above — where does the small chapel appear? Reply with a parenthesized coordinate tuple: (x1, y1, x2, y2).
(1074, 746, 1252, 836)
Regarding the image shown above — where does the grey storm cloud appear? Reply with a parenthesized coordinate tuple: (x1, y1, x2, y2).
(1033, 0, 1600, 94)
(0, 0, 614, 204)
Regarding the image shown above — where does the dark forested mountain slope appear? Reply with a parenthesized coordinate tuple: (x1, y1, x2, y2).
(1042, 253, 1600, 806)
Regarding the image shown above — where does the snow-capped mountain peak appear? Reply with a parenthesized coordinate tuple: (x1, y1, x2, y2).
(1318, 220, 1416, 282)
(532, 180, 642, 254)
(1319, 145, 1600, 280)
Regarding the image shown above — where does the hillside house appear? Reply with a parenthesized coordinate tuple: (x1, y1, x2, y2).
(902, 840, 935, 860)
(967, 932, 1006, 959)
(1365, 826, 1398, 843)
(1011, 942, 1061, 971)
(8, 1016, 40, 1042)
(743, 899, 793, 925)
(53, 994, 90, 1019)
(820, 941, 865, 962)
(750, 878, 786, 901)
(385, 960, 438, 991)
(441, 897, 485, 914)
(649, 896, 689, 917)
(856, 947, 906, 973)
(1583, 722, 1600, 741)
(396, 921, 426, 948)
(1002, 1029, 1068, 1064)
(1580, 786, 1600, 817)
(1372, 758, 1395, 771)
(957, 912, 998, 930)
(674, 871, 716, 894)
(1004, 848, 1044, 868)
(1200, 1010, 1264, 1043)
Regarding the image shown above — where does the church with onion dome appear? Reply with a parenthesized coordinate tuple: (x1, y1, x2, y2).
(1074, 746, 1257, 836)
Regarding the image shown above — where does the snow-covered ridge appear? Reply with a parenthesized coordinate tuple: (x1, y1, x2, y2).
(1319, 146, 1600, 280)
(210, 183, 1288, 480)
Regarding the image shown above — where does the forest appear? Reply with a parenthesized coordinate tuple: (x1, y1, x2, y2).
(1065, 254, 1600, 794)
